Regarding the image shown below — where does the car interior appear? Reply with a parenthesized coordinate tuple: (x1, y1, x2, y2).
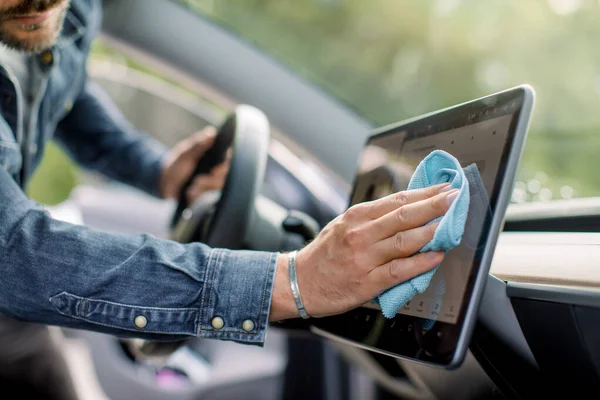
(30, 0, 600, 399)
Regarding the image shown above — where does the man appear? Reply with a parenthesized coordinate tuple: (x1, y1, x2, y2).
(0, 0, 457, 398)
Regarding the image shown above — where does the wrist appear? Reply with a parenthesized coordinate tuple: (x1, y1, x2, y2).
(269, 253, 299, 321)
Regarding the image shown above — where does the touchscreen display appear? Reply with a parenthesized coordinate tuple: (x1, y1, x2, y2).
(309, 87, 532, 366)
(349, 108, 515, 325)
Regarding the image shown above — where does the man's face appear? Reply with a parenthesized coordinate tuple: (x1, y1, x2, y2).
(0, 0, 70, 53)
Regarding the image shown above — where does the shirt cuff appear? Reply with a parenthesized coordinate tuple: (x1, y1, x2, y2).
(197, 248, 278, 345)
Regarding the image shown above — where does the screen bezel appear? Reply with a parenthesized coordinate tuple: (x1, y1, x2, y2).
(309, 85, 535, 369)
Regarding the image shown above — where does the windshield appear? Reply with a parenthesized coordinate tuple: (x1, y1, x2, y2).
(179, 0, 600, 204)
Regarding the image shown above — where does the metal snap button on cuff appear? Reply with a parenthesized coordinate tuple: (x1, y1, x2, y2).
(242, 319, 255, 332)
(134, 315, 147, 329)
(211, 316, 224, 330)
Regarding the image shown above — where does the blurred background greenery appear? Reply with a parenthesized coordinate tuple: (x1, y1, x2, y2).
(180, 0, 600, 204)
(27, 141, 78, 205)
(28, 0, 600, 205)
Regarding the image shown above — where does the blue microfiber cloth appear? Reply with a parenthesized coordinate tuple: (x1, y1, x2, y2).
(376, 150, 470, 318)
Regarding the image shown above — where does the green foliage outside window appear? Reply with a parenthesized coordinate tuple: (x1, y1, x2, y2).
(178, 0, 600, 203)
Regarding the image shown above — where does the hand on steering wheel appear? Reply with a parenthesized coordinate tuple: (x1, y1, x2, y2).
(160, 126, 231, 204)
(170, 105, 270, 248)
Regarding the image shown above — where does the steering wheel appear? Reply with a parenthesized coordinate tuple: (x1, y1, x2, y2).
(170, 105, 270, 249)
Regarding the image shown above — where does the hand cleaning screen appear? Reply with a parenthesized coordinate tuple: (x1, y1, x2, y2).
(349, 114, 512, 325)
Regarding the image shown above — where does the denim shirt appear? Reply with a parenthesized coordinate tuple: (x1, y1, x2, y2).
(0, 0, 278, 345)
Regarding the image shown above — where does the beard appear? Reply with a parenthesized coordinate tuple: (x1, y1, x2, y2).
(0, 0, 69, 54)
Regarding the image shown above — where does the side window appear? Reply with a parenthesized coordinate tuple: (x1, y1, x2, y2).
(178, 0, 599, 208)
(28, 38, 227, 205)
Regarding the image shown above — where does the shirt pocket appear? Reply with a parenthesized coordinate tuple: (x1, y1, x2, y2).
(0, 140, 22, 175)
(49, 292, 199, 336)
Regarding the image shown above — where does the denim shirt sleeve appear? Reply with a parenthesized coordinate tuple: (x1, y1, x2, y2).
(0, 166, 278, 344)
(54, 80, 168, 197)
